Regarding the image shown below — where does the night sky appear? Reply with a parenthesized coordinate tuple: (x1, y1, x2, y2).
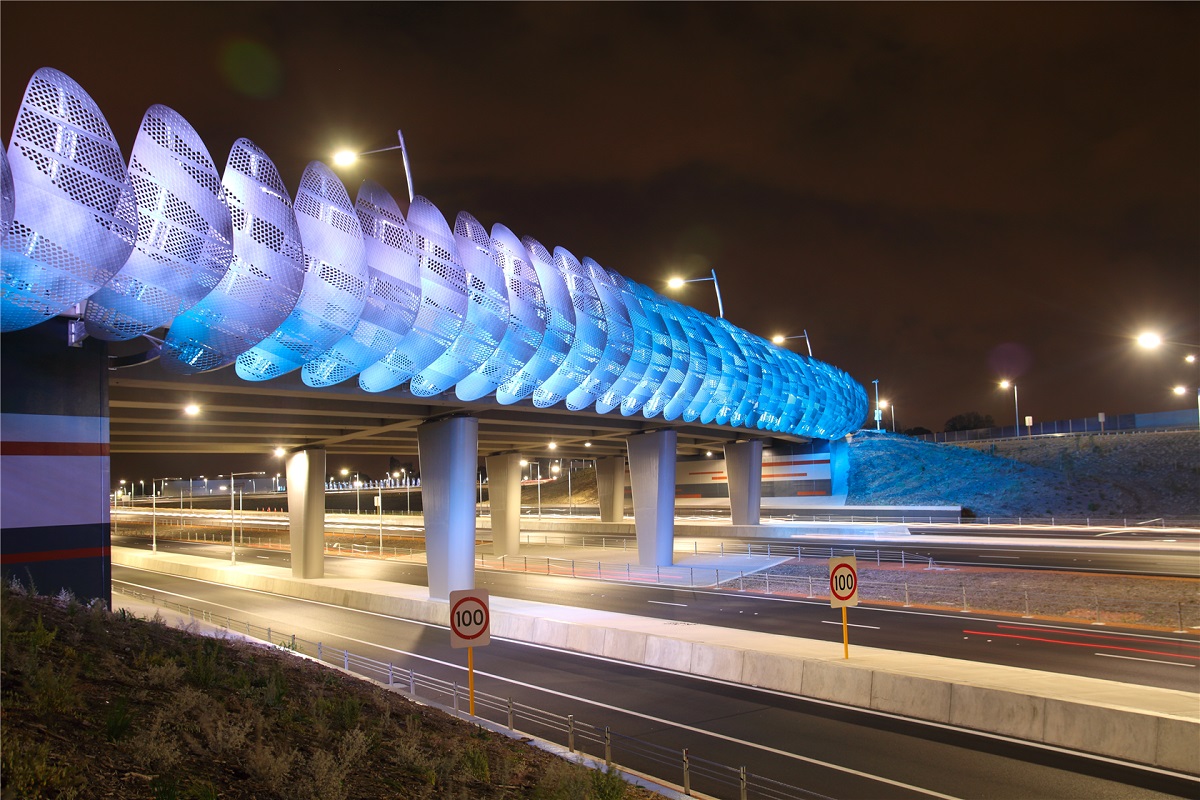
(3, 3, 1197, 434)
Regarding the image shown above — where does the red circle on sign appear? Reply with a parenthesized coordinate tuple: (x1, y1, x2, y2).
(830, 563, 857, 601)
(450, 596, 490, 640)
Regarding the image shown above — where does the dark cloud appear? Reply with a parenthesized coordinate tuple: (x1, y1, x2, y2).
(2, 2, 1196, 431)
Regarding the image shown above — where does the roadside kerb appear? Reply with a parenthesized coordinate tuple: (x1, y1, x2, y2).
(114, 547, 1199, 774)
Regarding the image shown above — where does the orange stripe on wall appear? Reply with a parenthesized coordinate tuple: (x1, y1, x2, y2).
(0, 441, 110, 456)
(0, 546, 111, 564)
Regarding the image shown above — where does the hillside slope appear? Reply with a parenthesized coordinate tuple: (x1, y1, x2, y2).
(845, 430, 1199, 519)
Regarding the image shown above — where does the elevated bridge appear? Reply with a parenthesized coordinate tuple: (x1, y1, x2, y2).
(1, 67, 868, 602)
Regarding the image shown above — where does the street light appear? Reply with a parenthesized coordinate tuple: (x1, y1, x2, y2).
(149, 476, 181, 553)
(395, 470, 410, 515)
(332, 129, 415, 202)
(771, 330, 813, 357)
(880, 400, 895, 433)
(1136, 332, 1200, 429)
(666, 268, 725, 318)
(871, 379, 881, 431)
(999, 380, 1021, 437)
(227, 470, 266, 564)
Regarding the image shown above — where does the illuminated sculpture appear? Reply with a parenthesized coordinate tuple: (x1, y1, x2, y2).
(302, 180, 421, 388)
(161, 138, 305, 373)
(84, 105, 233, 341)
(2, 68, 136, 333)
(1, 67, 869, 440)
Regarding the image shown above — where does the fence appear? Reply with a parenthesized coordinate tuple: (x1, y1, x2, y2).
(915, 409, 1199, 444)
(112, 584, 830, 800)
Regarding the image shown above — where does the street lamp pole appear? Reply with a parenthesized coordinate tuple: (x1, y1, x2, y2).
(999, 381, 1020, 437)
(333, 129, 414, 202)
(872, 379, 880, 431)
(228, 470, 265, 564)
(150, 476, 181, 553)
(1137, 332, 1200, 431)
(667, 269, 725, 318)
(880, 401, 895, 433)
(771, 330, 813, 357)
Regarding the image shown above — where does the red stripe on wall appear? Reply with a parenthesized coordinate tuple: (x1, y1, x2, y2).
(0, 441, 110, 456)
(765, 458, 829, 467)
(709, 475, 728, 480)
(687, 470, 724, 476)
(795, 491, 827, 496)
(675, 493, 703, 499)
(1, 546, 111, 564)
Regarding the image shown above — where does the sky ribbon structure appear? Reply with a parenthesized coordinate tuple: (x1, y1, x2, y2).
(0, 67, 868, 440)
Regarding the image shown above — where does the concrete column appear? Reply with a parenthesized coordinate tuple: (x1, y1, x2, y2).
(595, 456, 626, 522)
(485, 453, 522, 556)
(286, 447, 326, 579)
(626, 430, 676, 566)
(724, 439, 763, 525)
(419, 415, 478, 600)
(1, 318, 111, 605)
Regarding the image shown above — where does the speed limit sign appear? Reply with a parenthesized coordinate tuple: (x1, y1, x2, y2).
(828, 557, 859, 608)
(449, 589, 491, 649)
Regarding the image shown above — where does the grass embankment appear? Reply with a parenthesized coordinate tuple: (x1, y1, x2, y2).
(0, 585, 660, 800)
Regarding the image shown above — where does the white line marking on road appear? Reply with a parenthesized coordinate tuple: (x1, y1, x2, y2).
(113, 570, 1200, 785)
(821, 620, 881, 629)
(647, 600, 688, 607)
(1094, 653, 1196, 668)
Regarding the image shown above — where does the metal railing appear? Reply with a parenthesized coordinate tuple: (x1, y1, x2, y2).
(112, 584, 831, 800)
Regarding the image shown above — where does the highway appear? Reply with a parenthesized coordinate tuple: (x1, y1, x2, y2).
(113, 564, 1198, 799)
(114, 535, 1200, 693)
(112, 508, 1200, 577)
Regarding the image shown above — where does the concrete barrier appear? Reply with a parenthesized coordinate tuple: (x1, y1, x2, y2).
(113, 548, 1199, 774)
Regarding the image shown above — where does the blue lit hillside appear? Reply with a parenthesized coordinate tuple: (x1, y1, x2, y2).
(846, 430, 1200, 519)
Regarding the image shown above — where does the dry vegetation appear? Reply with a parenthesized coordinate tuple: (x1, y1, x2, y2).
(0, 583, 663, 800)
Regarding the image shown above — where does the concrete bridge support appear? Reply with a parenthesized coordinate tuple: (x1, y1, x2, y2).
(419, 415, 478, 600)
(724, 439, 763, 525)
(626, 430, 676, 566)
(595, 455, 627, 522)
(485, 453, 522, 556)
(0, 319, 111, 605)
(285, 447, 326, 579)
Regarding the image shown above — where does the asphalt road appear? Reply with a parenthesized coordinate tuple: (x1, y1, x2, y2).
(113, 565, 1198, 799)
(114, 536, 1200, 693)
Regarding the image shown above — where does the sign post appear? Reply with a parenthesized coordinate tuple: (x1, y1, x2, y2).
(449, 589, 491, 716)
(828, 557, 859, 659)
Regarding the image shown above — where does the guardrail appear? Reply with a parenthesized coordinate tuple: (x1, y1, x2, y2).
(112, 584, 830, 800)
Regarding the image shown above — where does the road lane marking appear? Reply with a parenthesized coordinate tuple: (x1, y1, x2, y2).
(113, 571, 1200, 785)
(113, 576, 959, 798)
(1094, 653, 1196, 668)
(821, 620, 880, 630)
(647, 600, 688, 607)
(963, 629, 1200, 660)
(997, 624, 1200, 649)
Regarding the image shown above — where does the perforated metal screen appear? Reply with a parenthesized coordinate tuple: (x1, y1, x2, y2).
(2, 68, 868, 440)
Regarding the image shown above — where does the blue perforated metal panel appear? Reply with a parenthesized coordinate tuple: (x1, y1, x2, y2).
(534, 246, 604, 409)
(2, 68, 137, 333)
(6, 67, 871, 441)
(84, 105, 232, 341)
(236, 161, 367, 381)
(409, 211, 507, 398)
(359, 196, 466, 393)
(161, 139, 304, 373)
(302, 180, 421, 387)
